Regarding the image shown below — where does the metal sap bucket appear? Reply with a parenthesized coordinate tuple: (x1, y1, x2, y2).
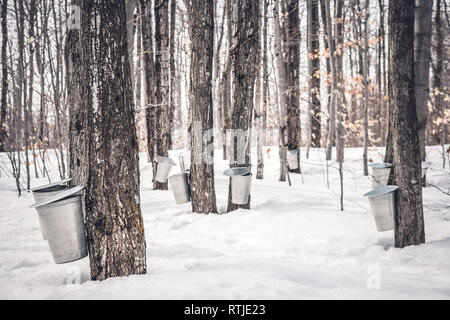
(168, 172, 191, 204)
(287, 149, 299, 170)
(363, 186, 399, 232)
(155, 155, 176, 183)
(31, 186, 87, 264)
(421, 161, 429, 179)
(369, 163, 392, 188)
(224, 167, 252, 205)
(31, 178, 72, 240)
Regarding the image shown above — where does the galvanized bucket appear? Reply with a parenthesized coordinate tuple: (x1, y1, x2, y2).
(287, 149, 299, 170)
(363, 185, 398, 232)
(224, 167, 252, 205)
(155, 155, 176, 183)
(168, 172, 191, 204)
(31, 178, 72, 240)
(31, 186, 87, 264)
(369, 163, 392, 188)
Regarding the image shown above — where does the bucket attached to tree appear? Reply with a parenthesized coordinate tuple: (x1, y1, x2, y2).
(287, 149, 299, 170)
(369, 163, 392, 188)
(155, 156, 176, 183)
(224, 167, 252, 205)
(31, 178, 72, 240)
(363, 185, 398, 232)
(31, 186, 87, 264)
(168, 172, 191, 204)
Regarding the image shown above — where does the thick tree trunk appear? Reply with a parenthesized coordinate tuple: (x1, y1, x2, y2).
(80, 0, 147, 280)
(188, 0, 217, 214)
(67, 0, 87, 187)
(388, 0, 425, 248)
(227, 0, 259, 212)
(414, 0, 433, 163)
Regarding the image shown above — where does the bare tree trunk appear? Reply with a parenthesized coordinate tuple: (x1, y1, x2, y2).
(227, 0, 259, 212)
(432, 0, 446, 148)
(254, 0, 264, 180)
(320, 0, 331, 143)
(188, 0, 217, 214)
(80, 0, 147, 280)
(28, 0, 39, 179)
(307, 0, 321, 149)
(135, 6, 143, 151)
(414, 0, 433, 166)
(14, 0, 31, 189)
(273, 0, 288, 181)
(154, 0, 170, 189)
(139, 0, 155, 164)
(67, 0, 87, 187)
(335, 0, 344, 164)
(169, 0, 176, 148)
(324, 0, 337, 161)
(0, 0, 7, 152)
(221, 0, 232, 160)
(389, 0, 425, 248)
(362, 0, 370, 175)
(286, 0, 301, 173)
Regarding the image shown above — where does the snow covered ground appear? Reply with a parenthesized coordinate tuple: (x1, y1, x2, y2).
(0, 146, 449, 299)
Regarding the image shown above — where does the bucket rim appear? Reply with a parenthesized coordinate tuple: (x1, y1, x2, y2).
(223, 167, 251, 177)
(35, 194, 81, 210)
(363, 185, 399, 197)
(168, 171, 189, 178)
(31, 177, 72, 192)
(368, 163, 392, 169)
(31, 185, 84, 208)
(155, 155, 177, 166)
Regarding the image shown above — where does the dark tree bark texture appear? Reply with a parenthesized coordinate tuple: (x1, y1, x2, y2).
(388, 0, 425, 248)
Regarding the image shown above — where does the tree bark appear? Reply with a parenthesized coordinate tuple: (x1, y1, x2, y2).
(414, 0, 433, 163)
(324, 0, 338, 161)
(67, 0, 87, 187)
(79, 0, 147, 280)
(0, 0, 8, 152)
(188, 0, 217, 214)
(227, 0, 259, 212)
(273, 0, 288, 181)
(307, 0, 321, 148)
(285, 0, 301, 172)
(388, 0, 425, 248)
(362, 0, 370, 175)
(153, 0, 170, 189)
